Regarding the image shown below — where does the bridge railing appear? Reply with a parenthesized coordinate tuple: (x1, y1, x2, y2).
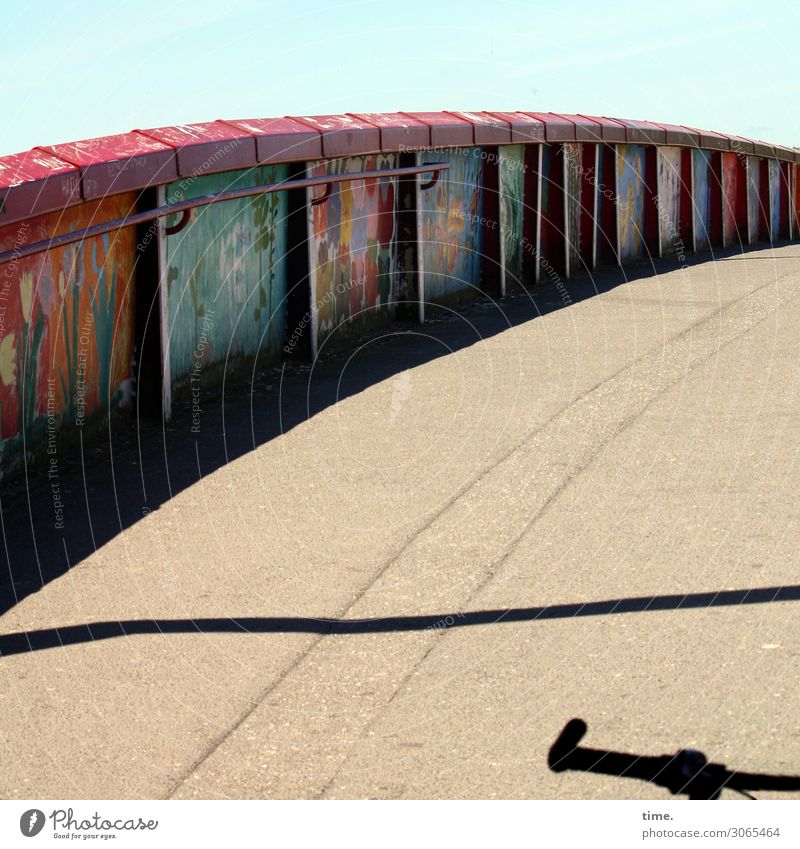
(0, 111, 797, 476)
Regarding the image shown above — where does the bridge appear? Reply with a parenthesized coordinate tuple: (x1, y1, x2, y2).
(0, 112, 798, 799)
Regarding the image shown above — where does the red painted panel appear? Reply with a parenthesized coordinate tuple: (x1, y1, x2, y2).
(554, 114, 603, 142)
(291, 114, 381, 157)
(486, 111, 545, 143)
(39, 132, 177, 199)
(0, 149, 81, 225)
(446, 111, 511, 145)
(227, 116, 322, 163)
(652, 123, 699, 147)
(523, 112, 575, 142)
(683, 126, 729, 151)
(579, 115, 626, 143)
(615, 118, 667, 145)
(349, 112, 430, 151)
(139, 121, 256, 176)
(400, 112, 473, 147)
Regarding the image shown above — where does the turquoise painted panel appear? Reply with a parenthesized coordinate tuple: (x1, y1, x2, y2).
(499, 145, 525, 288)
(657, 146, 682, 255)
(419, 148, 484, 301)
(693, 149, 712, 251)
(617, 144, 647, 262)
(165, 165, 288, 389)
(747, 156, 760, 243)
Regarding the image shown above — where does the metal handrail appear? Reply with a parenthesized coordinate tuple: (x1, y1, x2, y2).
(0, 162, 449, 265)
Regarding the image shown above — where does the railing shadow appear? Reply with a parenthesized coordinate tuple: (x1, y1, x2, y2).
(0, 584, 797, 657)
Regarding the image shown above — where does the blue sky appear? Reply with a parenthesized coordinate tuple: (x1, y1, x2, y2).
(1, 0, 798, 156)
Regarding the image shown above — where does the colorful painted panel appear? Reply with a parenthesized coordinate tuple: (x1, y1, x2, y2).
(0, 195, 137, 470)
(794, 164, 800, 237)
(657, 146, 682, 256)
(563, 143, 582, 275)
(308, 154, 397, 351)
(721, 152, 739, 248)
(768, 158, 781, 240)
(418, 148, 484, 303)
(165, 165, 289, 389)
(617, 144, 647, 262)
(498, 145, 524, 290)
(747, 156, 760, 243)
(693, 149, 712, 251)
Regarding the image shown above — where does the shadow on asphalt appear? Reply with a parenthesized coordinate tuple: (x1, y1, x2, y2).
(548, 718, 800, 800)
(0, 244, 788, 618)
(0, 584, 797, 657)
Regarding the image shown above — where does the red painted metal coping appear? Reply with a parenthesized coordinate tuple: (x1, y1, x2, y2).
(683, 126, 730, 152)
(614, 118, 668, 146)
(554, 114, 603, 143)
(0, 149, 81, 224)
(2, 111, 797, 228)
(400, 112, 474, 148)
(486, 112, 545, 143)
(651, 123, 699, 147)
(38, 131, 177, 200)
(226, 117, 322, 164)
(579, 115, 626, 143)
(446, 111, 511, 145)
(348, 113, 430, 151)
(291, 114, 381, 158)
(138, 121, 257, 177)
(522, 112, 575, 142)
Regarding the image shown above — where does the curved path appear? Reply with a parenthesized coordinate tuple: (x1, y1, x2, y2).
(1, 246, 799, 799)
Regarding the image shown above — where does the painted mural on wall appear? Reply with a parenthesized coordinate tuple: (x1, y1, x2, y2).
(498, 145, 524, 291)
(0, 195, 137, 470)
(794, 163, 800, 236)
(418, 148, 484, 302)
(563, 143, 582, 275)
(693, 149, 712, 251)
(657, 146, 682, 256)
(308, 154, 397, 352)
(721, 152, 739, 248)
(767, 158, 781, 240)
(617, 144, 647, 262)
(165, 165, 288, 391)
(747, 156, 761, 243)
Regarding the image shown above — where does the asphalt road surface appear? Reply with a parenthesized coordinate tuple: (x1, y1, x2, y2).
(1, 244, 799, 800)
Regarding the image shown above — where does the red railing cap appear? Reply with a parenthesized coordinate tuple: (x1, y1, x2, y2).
(290, 114, 381, 158)
(0, 148, 81, 225)
(138, 121, 257, 176)
(446, 111, 512, 145)
(578, 115, 627, 143)
(485, 111, 546, 143)
(521, 112, 576, 142)
(39, 131, 177, 199)
(226, 117, 323, 163)
(348, 113, 431, 151)
(400, 112, 474, 147)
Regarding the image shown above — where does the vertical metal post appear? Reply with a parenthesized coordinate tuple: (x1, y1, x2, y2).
(157, 184, 171, 422)
(416, 150, 426, 323)
(535, 144, 543, 285)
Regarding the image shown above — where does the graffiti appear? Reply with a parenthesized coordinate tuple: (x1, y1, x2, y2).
(498, 145, 525, 290)
(164, 164, 288, 390)
(657, 147, 682, 256)
(418, 148, 484, 302)
(0, 194, 137, 470)
(617, 144, 647, 262)
(308, 154, 397, 351)
(693, 149, 712, 251)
